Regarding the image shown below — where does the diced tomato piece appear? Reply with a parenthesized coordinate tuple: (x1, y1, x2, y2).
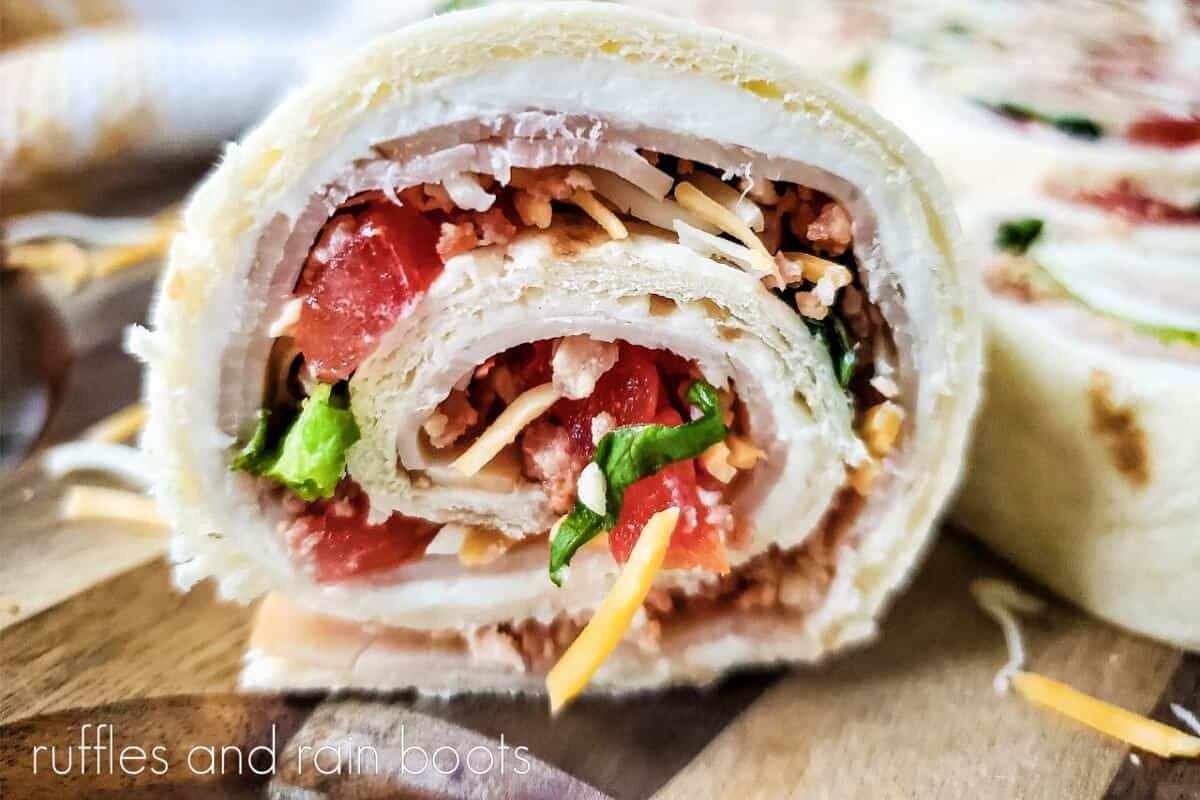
(554, 344, 664, 457)
(1127, 115, 1200, 149)
(1072, 179, 1200, 224)
(607, 408, 729, 573)
(294, 201, 443, 381)
(290, 482, 439, 583)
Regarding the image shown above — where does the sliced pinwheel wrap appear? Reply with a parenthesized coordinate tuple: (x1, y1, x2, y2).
(955, 196, 1200, 650)
(139, 3, 979, 694)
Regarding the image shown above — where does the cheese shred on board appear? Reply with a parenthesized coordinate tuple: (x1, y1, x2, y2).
(451, 383, 561, 476)
(973, 580, 1200, 758)
(1012, 672, 1200, 759)
(546, 507, 679, 713)
(970, 578, 1045, 692)
(60, 485, 166, 532)
(82, 403, 147, 443)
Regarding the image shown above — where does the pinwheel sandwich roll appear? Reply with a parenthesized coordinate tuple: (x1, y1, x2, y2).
(955, 195, 1200, 650)
(140, 3, 980, 695)
(866, 9, 1200, 202)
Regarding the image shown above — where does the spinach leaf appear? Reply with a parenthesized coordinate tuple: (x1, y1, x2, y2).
(985, 102, 1103, 140)
(805, 312, 857, 390)
(232, 383, 360, 501)
(1048, 114, 1103, 140)
(995, 217, 1045, 254)
(548, 380, 727, 585)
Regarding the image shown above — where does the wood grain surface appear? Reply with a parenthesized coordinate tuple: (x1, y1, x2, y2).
(2, 507, 1197, 799)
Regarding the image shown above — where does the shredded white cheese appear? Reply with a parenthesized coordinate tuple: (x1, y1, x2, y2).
(970, 578, 1046, 693)
(424, 523, 469, 556)
(674, 182, 780, 283)
(870, 375, 900, 399)
(584, 168, 717, 234)
(686, 171, 765, 232)
(123, 324, 160, 365)
(814, 274, 837, 306)
(973, 580, 1200, 758)
(267, 297, 304, 338)
(42, 441, 154, 490)
(443, 172, 495, 212)
(577, 463, 607, 516)
(1172, 703, 1200, 736)
(3, 211, 161, 246)
(59, 485, 165, 532)
(81, 403, 146, 444)
(673, 221, 771, 276)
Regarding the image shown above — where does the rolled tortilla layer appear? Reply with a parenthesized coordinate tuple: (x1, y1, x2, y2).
(954, 198, 1200, 650)
(867, 44, 1200, 204)
(865, 11, 1200, 650)
(142, 3, 979, 692)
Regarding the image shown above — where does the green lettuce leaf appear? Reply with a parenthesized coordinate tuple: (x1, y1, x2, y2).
(548, 380, 728, 585)
(1002, 258, 1199, 348)
(232, 383, 360, 501)
(995, 217, 1044, 254)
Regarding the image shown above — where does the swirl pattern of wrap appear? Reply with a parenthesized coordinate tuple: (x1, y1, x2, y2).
(140, 3, 980, 694)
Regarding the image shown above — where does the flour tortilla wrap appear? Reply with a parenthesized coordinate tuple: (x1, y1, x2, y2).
(866, 13, 1199, 202)
(954, 196, 1200, 651)
(141, 3, 979, 694)
(862, 8, 1200, 650)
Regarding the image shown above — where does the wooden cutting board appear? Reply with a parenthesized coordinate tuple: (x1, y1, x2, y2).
(2, 214, 1198, 800)
(1, 454, 1198, 798)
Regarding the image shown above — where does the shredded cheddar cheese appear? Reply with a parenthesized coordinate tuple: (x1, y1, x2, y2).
(848, 460, 879, 495)
(451, 383, 561, 476)
(514, 190, 553, 229)
(6, 241, 91, 286)
(43, 441, 154, 490)
(584, 168, 716, 234)
(458, 526, 515, 566)
(5, 209, 177, 289)
(685, 171, 765, 232)
(570, 189, 629, 240)
(82, 403, 146, 443)
(674, 181, 781, 283)
(699, 441, 737, 483)
(673, 221, 772, 277)
(781, 251, 852, 286)
(1012, 672, 1200, 758)
(546, 507, 679, 713)
(60, 485, 165, 533)
(972, 579, 1199, 757)
(861, 401, 904, 458)
(726, 435, 766, 469)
